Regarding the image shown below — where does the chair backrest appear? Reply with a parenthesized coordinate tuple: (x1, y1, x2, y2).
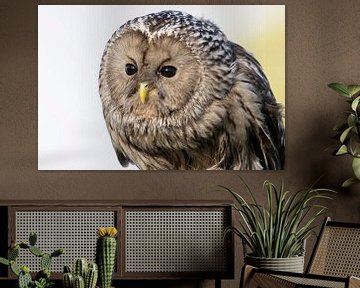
(307, 217, 360, 277)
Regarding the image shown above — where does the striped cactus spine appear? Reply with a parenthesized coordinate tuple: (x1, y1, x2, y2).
(73, 275, 85, 288)
(74, 258, 88, 280)
(85, 262, 98, 288)
(96, 227, 118, 288)
(63, 272, 74, 288)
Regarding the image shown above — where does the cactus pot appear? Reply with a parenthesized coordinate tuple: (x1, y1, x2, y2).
(245, 254, 305, 273)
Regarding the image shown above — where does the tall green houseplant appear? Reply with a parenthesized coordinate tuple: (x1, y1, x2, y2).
(328, 83, 360, 187)
(222, 179, 334, 261)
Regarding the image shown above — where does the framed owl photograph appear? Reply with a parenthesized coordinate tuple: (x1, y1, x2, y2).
(38, 5, 285, 170)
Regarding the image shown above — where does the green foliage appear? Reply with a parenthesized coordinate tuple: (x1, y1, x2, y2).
(63, 272, 74, 288)
(73, 275, 85, 288)
(29, 232, 37, 246)
(74, 258, 88, 279)
(0, 232, 64, 288)
(29, 246, 44, 257)
(40, 254, 52, 270)
(9, 247, 20, 260)
(222, 178, 335, 258)
(63, 265, 72, 273)
(85, 263, 98, 288)
(50, 248, 64, 258)
(329, 82, 360, 187)
(35, 268, 50, 282)
(10, 260, 21, 276)
(19, 270, 32, 288)
(32, 278, 54, 288)
(96, 229, 117, 288)
(0, 257, 9, 266)
(62, 259, 98, 288)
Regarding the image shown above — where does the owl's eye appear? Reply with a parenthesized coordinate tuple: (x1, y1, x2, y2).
(160, 66, 177, 78)
(125, 63, 138, 76)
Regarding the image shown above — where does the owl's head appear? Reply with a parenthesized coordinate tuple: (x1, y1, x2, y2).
(99, 11, 237, 127)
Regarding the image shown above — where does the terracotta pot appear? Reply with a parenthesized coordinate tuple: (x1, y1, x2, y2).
(245, 254, 305, 273)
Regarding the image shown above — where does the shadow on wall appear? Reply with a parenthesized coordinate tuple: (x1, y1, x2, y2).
(293, 110, 360, 222)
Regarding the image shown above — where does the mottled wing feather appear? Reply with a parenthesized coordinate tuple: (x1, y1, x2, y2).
(115, 149, 130, 167)
(232, 42, 285, 169)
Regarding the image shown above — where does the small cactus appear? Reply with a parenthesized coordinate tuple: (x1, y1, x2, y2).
(41, 253, 52, 270)
(21, 265, 30, 274)
(10, 260, 21, 276)
(51, 248, 64, 258)
(63, 259, 98, 288)
(63, 272, 74, 288)
(35, 268, 51, 281)
(29, 245, 44, 257)
(74, 258, 88, 279)
(74, 275, 85, 288)
(18, 268, 32, 288)
(29, 232, 37, 246)
(85, 262, 98, 288)
(64, 265, 72, 273)
(9, 246, 19, 260)
(96, 227, 118, 288)
(0, 232, 63, 288)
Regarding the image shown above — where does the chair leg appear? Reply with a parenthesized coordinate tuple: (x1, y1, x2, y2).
(240, 265, 296, 288)
(215, 278, 221, 288)
(240, 265, 255, 288)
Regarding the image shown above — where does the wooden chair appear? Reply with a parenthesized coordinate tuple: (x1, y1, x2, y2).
(241, 217, 360, 288)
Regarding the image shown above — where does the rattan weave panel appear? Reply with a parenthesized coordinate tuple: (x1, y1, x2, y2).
(310, 226, 360, 277)
(249, 273, 296, 288)
(125, 210, 227, 273)
(277, 275, 345, 288)
(15, 211, 115, 272)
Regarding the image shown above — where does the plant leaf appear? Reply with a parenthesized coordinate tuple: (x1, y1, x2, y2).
(336, 145, 348, 155)
(10, 261, 20, 276)
(223, 179, 335, 258)
(352, 157, 360, 180)
(350, 135, 360, 157)
(328, 83, 351, 97)
(351, 96, 360, 111)
(340, 126, 353, 143)
(347, 114, 356, 127)
(342, 177, 360, 187)
(348, 85, 360, 97)
(0, 257, 9, 266)
(350, 137, 360, 157)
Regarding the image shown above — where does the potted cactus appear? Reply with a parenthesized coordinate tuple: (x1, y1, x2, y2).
(96, 227, 118, 288)
(0, 232, 64, 288)
(62, 258, 98, 288)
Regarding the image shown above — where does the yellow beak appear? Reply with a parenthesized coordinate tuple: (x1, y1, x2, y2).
(139, 82, 149, 104)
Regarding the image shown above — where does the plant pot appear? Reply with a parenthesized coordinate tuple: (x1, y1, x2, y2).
(245, 254, 304, 273)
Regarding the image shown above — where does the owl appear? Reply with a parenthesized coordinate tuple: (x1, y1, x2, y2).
(99, 10, 284, 170)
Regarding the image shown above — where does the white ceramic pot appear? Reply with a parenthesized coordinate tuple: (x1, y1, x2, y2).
(245, 254, 305, 273)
